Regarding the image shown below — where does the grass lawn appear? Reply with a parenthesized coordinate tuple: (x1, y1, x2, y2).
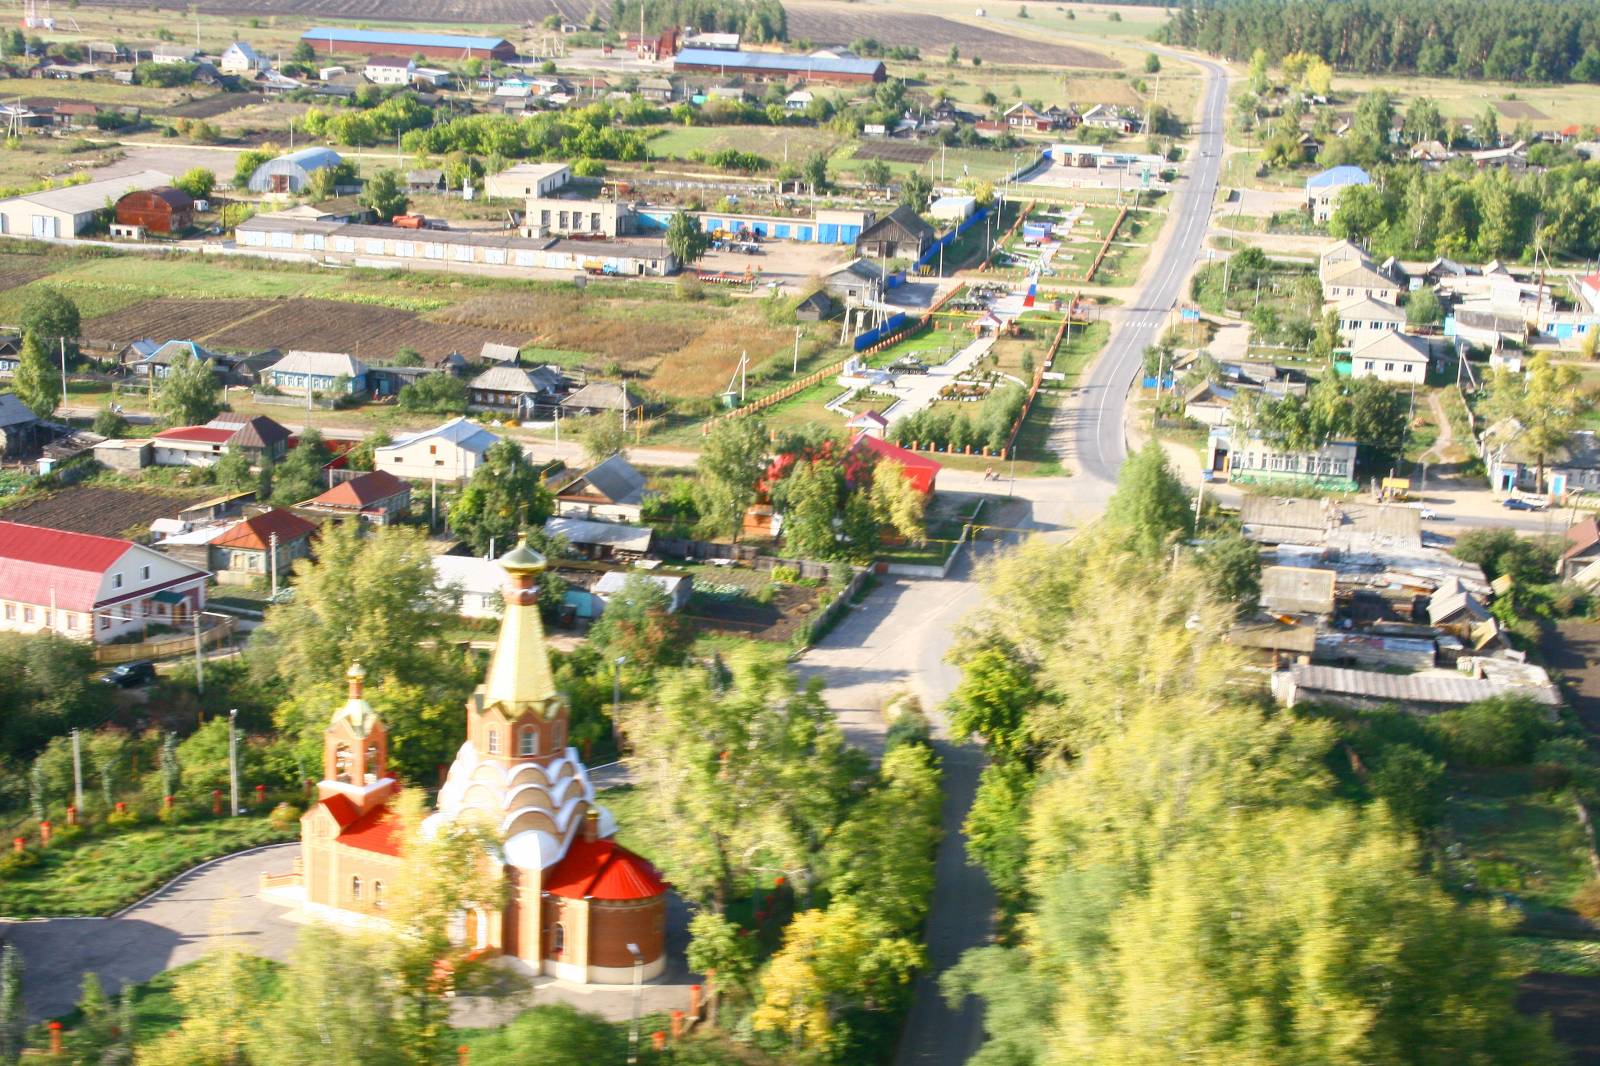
(645, 123, 842, 163)
(28, 955, 283, 1041)
(1443, 767, 1595, 916)
(1054, 320, 1112, 385)
(0, 77, 194, 108)
(0, 815, 295, 918)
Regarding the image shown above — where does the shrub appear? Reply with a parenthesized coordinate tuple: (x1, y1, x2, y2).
(105, 809, 140, 829)
(1573, 879, 1600, 921)
(1368, 743, 1446, 828)
(1428, 696, 1553, 768)
(770, 565, 801, 584)
(0, 849, 39, 875)
(269, 801, 302, 831)
(51, 822, 85, 845)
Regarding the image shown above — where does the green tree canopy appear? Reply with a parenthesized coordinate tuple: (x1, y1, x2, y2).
(361, 168, 409, 222)
(698, 416, 769, 540)
(396, 373, 467, 414)
(446, 438, 555, 556)
(10, 333, 58, 418)
(665, 209, 710, 266)
(154, 352, 222, 427)
(1104, 440, 1193, 557)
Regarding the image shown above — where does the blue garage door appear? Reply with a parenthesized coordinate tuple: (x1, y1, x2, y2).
(798, 226, 813, 241)
(704, 218, 722, 231)
(753, 222, 768, 236)
(818, 223, 838, 243)
(840, 225, 862, 243)
(774, 224, 790, 239)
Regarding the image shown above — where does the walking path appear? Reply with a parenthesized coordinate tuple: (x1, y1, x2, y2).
(881, 337, 996, 428)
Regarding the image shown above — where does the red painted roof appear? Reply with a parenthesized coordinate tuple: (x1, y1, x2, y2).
(210, 509, 316, 551)
(154, 426, 235, 444)
(338, 801, 404, 857)
(319, 792, 362, 829)
(849, 432, 941, 494)
(1582, 273, 1600, 292)
(0, 520, 131, 612)
(543, 836, 668, 901)
(308, 469, 410, 509)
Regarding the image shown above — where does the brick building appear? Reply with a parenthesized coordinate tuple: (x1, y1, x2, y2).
(287, 540, 668, 983)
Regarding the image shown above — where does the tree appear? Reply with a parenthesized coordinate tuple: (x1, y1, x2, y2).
(232, 148, 277, 190)
(751, 902, 922, 1053)
(154, 352, 222, 427)
(859, 157, 892, 187)
(173, 167, 215, 200)
(778, 455, 844, 560)
(11, 332, 58, 418)
(802, 150, 829, 192)
(962, 761, 1035, 910)
(698, 416, 769, 540)
(578, 410, 626, 465)
(899, 169, 933, 212)
(586, 573, 689, 668)
(91, 407, 128, 438)
(947, 44, 960, 65)
(464, 1005, 624, 1066)
(869, 461, 927, 545)
(159, 731, 181, 800)
(1481, 353, 1591, 492)
(345, 430, 392, 472)
(1479, 103, 1500, 147)
(396, 373, 467, 414)
(948, 643, 1038, 761)
(0, 944, 21, 1066)
(625, 648, 861, 912)
(269, 429, 331, 506)
(686, 912, 758, 995)
(1104, 440, 1192, 557)
(1144, 52, 1161, 73)
(361, 168, 409, 222)
(139, 936, 266, 1066)
(446, 438, 556, 557)
(665, 209, 710, 266)
(252, 926, 407, 1066)
(1195, 527, 1261, 616)
(391, 347, 424, 367)
(210, 448, 257, 494)
(292, 40, 315, 62)
(1405, 286, 1443, 328)
(819, 743, 941, 931)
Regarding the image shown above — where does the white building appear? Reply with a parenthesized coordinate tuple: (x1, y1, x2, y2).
(0, 520, 208, 642)
(220, 42, 265, 74)
(1305, 165, 1371, 224)
(364, 56, 415, 85)
(1206, 426, 1359, 491)
(485, 162, 571, 200)
(1335, 296, 1405, 340)
(0, 169, 171, 239)
(1348, 331, 1431, 384)
(929, 195, 977, 223)
(432, 554, 505, 619)
(373, 417, 500, 484)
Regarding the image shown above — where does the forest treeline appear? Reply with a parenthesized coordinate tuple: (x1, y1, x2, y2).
(1158, 0, 1600, 83)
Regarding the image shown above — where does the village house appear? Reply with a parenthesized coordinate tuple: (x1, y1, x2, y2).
(363, 56, 416, 85)
(1080, 104, 1138, 133)
(220, 41, 266, 74)
(374, 417, 500, 484)
(1206, 425, 1358, 491)
(543, 516, 654, 561)
(1002, 102, 1056, 132)
(300, 470, 412, 524)
(559, 382, 641, 418)
(555, 455, 653, 523)
(855, 205, 936, 261)
(125, 339, 222, 382)
(1306, 165, 1371, 224)
(263, 350, 368, 396)
(1347, 331, 1431, 384)
(1321, 257, 1401, 305)
(822, 258, 886, 305)
(0, 520, 208, 641)
(1335, 296, 1405, 341)
(1563, 517, 1600, 578)
(207, 508, 317, 585)
(1482, 422, 1600, 496)
(468, 365, 566, 417)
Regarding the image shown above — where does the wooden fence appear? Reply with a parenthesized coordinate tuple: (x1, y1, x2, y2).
(94, 616, 236, 664)
(980, 200, 1036, 272)
(1083, 205, 1130, 284)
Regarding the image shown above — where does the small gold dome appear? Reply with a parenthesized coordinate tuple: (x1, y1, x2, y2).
(498, 536, 546, 574)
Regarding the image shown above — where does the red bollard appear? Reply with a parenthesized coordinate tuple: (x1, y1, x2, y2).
(38, 820, 50, 845)
(774, 876, 786, 887)
(164, 795, 174, 811)
(49, 1020, 62, 1055)
(115, 802, 125, 813)
(689, 983, 702, 1017)
(254, 784, 266, 808)
(456, 1045, 469, 1066)
(12, 837, 23, 854)
(212, 790, 222, 815)
(651, 1032, 666, 1052)
(65, 805, 77, 826)
(671, 1010, 685, 1040)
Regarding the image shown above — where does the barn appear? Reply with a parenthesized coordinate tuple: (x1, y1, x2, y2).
(114, 186, 193, 234)
(300, 26, 516, 62)
(672, 47, 885, 84)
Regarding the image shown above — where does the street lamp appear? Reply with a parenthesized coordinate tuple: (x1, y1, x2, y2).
(625, 942, 644, 1065)
(611, 655, 627, 752)
(228, 708, 239, 817)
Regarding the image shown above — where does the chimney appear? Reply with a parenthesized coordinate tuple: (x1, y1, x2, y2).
(582, 807, 600, 843)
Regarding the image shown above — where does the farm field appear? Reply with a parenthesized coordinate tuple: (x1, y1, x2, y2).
(645, 125, 843, 163)
(206, 298, 530, 363)
(787, 2, 1121, 70)
(0, 485, 209, 538)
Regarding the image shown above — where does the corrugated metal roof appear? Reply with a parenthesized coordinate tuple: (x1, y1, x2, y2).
(0, 521, 137, 612)
(308, 469, 410, 509)
(1288, 662, 1562, 706)
(543, 516, 652, 551)
(210, 509, 316, 551)
(673, 46, 883, 77)
(383, 416, 500, 454)
(302, 26, 510, 51)
(1307, 165, 1371, 189)
(10, 169, 171, 216)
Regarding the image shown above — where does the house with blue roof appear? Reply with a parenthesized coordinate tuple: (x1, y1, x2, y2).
(301, 26, 515, 62)
(125, 339, 225, 382)
(1305, 165, 1371, 223)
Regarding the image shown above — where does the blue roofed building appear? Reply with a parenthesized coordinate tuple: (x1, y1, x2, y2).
(672, 47, 885, 84)
(1305, 165, 1371, 223)
(248, 147, 345, 195)
(301, 26, 515, 61)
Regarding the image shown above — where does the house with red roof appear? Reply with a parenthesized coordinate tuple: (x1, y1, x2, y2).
(208, 509, 317, 585)
(0, 520, 208, 642)
(150, 416, 293, 468)
(848, 432, 942, 495)
(299, 470, 412, 525)
(277, 541, 668, 984)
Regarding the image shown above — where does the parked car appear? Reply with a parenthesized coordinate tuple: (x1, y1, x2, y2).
(101, 660, 156, 687)
(1501, 497, 1544, 511)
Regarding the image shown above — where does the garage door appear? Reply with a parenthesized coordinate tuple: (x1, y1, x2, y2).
(818, 224, 838, 243)
(797, 226, 813, 241)
(774, 224, 791, 239)
(30, 214, 57, 239)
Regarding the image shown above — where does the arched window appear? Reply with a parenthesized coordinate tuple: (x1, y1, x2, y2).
(334, 744, 352, 783)
(351, 875, 362, 901)
(552, 922, 565, 957)
(373, 880, 385, 910)
(364, 742, 380, 781)
(487, 729, 500, 755)
(518, 726, 537, 756)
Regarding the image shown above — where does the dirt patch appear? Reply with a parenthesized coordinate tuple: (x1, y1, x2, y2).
(1, 485, 206, 538)
(1519, 973, 1600, 1064)
(59, 0, 563, 20)
(161, 93, 258, 120)
(787, 4, 1118, 68)
(1497, 100, 1549, 120)
(854, 141, 936, 165)
(683, 583, 822, 643)
(81, 299, 275, 349)
(1540, 621, 1600, 737)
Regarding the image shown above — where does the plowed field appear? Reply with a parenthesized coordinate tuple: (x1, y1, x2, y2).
(1, 486, 206, 538)
(204, 299, 530, 362)
(786, 4, 1118, 68)
(65, 0, 564, 22)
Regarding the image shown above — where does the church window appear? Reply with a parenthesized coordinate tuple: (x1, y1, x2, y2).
(487, 729, 500, 755)
(552, 922, 565, 956)
(519, 726, 537, 756)
(351, 875, 362, 900)
(334, 744, 352, 783)
(365, 742, 380, 780)
(373, 880, 385, 909)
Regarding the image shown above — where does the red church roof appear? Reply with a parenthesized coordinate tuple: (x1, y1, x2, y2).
(0, 520, 133, 612)
(848, 432, 941, 494)
(318, 792, 362, 830)
(337, 801, 405, 857)
(543, 836, 668, 901)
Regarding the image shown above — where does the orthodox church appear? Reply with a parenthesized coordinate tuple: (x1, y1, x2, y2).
(291, 538, 668, 983)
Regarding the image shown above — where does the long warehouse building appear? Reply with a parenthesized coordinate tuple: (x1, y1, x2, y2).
(300, 26, 516, 61)
(671, 47, 885, 84)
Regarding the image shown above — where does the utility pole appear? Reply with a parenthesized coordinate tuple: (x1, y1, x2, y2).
(58, 336, 66, 411)
(71, 728, 83, 812)
(268, 531, 279, 600)
(193, 612, 204, 697)
(228, 709, 239, 816)
(792, 327, 800, 374)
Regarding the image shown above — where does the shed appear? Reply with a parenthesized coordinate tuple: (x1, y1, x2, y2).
(795, 290, 834, 322)
(855, 204, 935, 260)
(248, 147, 344, 195)
(1259, 565, 1336, 617)
(592, 569, 691, 613)
(0, 393, 42, 457)
(406, 168, 445, 193)
(559, 382, 640, 416)
(543, 516, 653, 560)
(114, 186, 193, 234)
